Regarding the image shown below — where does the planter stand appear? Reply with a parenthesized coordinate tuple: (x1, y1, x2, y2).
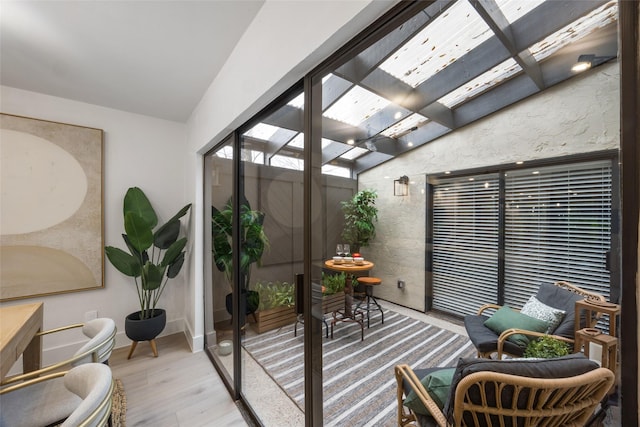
(127, 339, 158, 359)
(125, 309, 166, 359)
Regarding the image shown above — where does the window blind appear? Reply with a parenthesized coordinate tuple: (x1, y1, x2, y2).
(503, 160, 612, 308)
(432, 175, 500, 316)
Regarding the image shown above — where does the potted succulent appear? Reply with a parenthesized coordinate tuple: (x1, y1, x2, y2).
(340, 189, 378, 254)
(211, 196, 269, 324)
(105, 187, 191, 348)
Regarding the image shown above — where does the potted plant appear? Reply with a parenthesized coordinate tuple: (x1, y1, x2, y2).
(211, 196, 269, 324)
(340, 189, 378, 254)
(321, 272, 346, 314)
(251, 281, 295, 333)
(523, 335, 572, 359)
(104, 187, 191, 352)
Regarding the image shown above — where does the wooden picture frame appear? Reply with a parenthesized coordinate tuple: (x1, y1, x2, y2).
(0, 113, 104, 301)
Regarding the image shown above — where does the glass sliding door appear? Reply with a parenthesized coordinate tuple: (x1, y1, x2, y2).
(204, 135, 237, 391)
(237, 89, 307, 426)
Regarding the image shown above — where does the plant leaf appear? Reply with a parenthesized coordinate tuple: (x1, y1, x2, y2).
(167, 252, 185, 278)
(142, 262, 164, 291)
(154, 203, 191, 249)
(124, 212, 154, 252)
(161, 237, 187, 267)
(155, 219, 180, 249)
(123, 234, 149, 264)
(105, 246, 141, 277)
(123, 187, 157, 230)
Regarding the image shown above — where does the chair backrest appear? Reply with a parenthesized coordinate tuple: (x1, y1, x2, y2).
(73, 318, 117, 366)
(452, 368, 613, 426)
(536, 281, 606, 339)
(444, 354, 613, 426)
(61, 363, 114, 427)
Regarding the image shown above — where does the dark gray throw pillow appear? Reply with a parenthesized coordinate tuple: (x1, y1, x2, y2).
(535, 282, 586, 338)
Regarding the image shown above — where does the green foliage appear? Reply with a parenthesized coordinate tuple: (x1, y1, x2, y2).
(211, 196, 269, 291)
(322, 272, 346, 295)
(340, 189, 378, 253)
(523, 335, 571, 359)
(251, 281, 294, 311)
(105, 187, 191, 319)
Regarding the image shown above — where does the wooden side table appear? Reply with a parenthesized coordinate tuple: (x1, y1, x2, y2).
(574, 299, 620, 337)
(574, 328, 618, 375)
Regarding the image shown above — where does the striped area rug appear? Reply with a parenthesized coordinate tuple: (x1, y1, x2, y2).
(242, 308, 475, 427)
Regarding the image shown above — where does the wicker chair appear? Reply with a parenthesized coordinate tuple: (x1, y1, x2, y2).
(395, 354, 614, 427)
(464, 281, 606, 359)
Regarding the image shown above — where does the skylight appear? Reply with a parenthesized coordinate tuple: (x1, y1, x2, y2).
(288, 93, 304, 109)
(232, 0, 618, 176)
(323, 85, 390, 126)
(496, 0, 545, 24)
(378, 0, 493, 88)
(439, 58, 522, 108)
(340, 146, 369, 160)
(530, 1, 618, 62)
(381, 113, 429, 138)
(243, 123, 279, 141)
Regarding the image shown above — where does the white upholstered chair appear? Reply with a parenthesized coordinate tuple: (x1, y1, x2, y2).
(0, 318, 116, 426)
(0, 363, 114, 427)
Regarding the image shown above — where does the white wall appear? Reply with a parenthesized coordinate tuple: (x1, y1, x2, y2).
(183, 0, 397, 350)
(359, 62, 620, 311)
(1, 85, 189, 362)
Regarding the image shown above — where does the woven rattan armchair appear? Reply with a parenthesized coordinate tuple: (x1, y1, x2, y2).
(395, 354, 614, 427)
(464, 281, 606, 359)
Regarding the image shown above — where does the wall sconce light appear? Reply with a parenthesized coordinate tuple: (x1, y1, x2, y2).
(394, 175, 409, 196)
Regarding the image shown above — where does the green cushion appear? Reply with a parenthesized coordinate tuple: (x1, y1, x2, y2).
(484, 306, 550, 348)
(404, 368, 455, 416)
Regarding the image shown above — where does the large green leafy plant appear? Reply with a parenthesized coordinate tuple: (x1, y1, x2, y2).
(211, 197, 269, 291)
(341, 189, 378, 253)
(105, 187, 191, 319)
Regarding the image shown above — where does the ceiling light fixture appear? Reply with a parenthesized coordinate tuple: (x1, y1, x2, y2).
(571, 54, 616, 73)
(572, 54, 595, 72)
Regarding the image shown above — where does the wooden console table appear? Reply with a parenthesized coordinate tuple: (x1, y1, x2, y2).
(0, 302, 44, 380)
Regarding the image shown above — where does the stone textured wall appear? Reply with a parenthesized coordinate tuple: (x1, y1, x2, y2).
(359, 62, 620, 311)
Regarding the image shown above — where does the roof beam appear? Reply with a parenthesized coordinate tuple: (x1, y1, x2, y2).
(471, 0, 545, 90)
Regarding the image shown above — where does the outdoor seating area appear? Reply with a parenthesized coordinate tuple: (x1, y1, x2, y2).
(464, 281, 608, 359)
(235, 280, 622, 426)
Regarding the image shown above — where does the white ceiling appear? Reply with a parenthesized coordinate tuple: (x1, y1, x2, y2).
(0, 0, 265, 122)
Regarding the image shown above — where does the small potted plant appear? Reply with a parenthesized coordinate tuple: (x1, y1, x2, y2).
(105, 187, 191, 356)
(523, 335, 572, 359)
(321, 272, 346, 314)
(252, 281, 295, 333)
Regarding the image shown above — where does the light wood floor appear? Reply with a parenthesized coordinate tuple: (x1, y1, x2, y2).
(109, 334, 250, 427)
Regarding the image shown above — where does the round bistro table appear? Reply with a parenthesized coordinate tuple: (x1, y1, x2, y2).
(323, 259, 375, 340)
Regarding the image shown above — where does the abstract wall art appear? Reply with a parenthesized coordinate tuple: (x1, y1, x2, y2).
(0, 113, 104, 301)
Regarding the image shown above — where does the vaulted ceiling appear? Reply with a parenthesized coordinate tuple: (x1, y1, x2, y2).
(0, 1, 264, 122)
